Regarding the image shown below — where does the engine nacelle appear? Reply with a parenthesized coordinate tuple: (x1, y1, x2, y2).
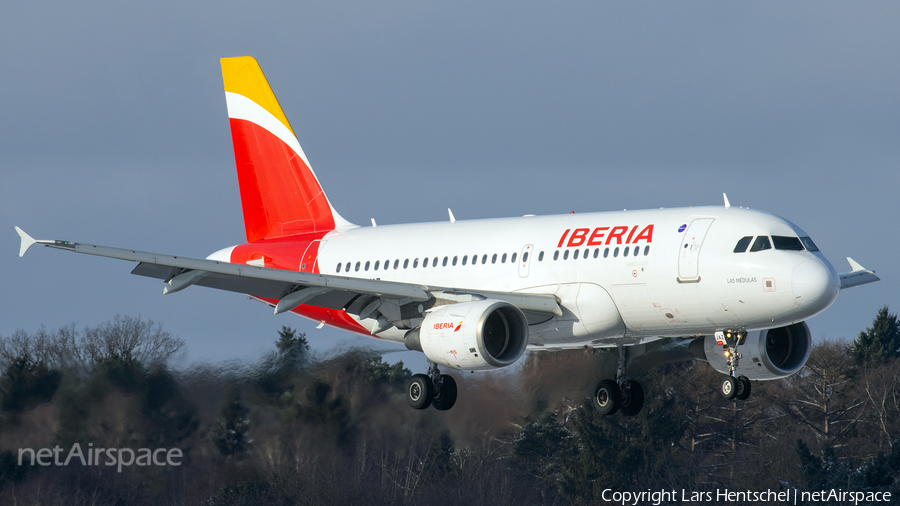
(691, 322, 812, 380)
(404, 299, 528, 371)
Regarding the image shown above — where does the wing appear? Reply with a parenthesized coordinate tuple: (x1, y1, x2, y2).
(838, 257, 880, 289)
(15, 228, 561, 329)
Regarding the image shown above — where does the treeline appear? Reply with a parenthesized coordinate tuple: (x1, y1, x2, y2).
(0, 311, 899, 505)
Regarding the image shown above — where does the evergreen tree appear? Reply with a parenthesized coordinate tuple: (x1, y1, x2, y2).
(211, 393, 251, 457)
(796, 439, 852, 492)
(0, 355, 61, 412)
(363, 357, 411, 386)
(275, 326, 309, 355)
(851, 306, 900, 364)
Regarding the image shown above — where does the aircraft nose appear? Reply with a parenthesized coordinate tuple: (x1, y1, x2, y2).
(792, 259, 840, 315)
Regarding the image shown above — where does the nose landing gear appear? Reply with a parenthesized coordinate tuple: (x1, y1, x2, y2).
(718, 330, 753, 401)
(406, 363, 457, 411)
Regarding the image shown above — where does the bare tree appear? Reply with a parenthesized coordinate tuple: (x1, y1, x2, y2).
(860, 359, 900, 450)
(0, 316, 184, 373)
(781, 340, 866, 450)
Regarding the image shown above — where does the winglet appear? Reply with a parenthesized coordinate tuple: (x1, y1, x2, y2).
(839, 257, 879, 289)
(846, 257, 866, 272)
(15, 226, 37, 257)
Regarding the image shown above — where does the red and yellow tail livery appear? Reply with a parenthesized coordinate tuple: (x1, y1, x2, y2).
(221, 56, 353, 243)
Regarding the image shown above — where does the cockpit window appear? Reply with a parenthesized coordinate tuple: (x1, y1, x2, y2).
(800, 236, 819, 252)
(733, 236, 753, 253)
(772, 236, 804, 251)
(749, 236, 771, 252)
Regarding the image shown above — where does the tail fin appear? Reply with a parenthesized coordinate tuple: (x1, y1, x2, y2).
(221, 56, 355, 242)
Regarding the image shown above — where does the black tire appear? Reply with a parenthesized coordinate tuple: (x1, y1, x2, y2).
(620, 380, 645, 416)
(432, 375, 458, 411)
(721, 376, 737, 400)
(592, 379, 620, 415)
(406, 374, 433, 409)
(735, 376, 752, 400)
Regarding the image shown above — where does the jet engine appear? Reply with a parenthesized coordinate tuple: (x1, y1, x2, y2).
(691, 322, 812, 381)
(404, 299, 528, 371)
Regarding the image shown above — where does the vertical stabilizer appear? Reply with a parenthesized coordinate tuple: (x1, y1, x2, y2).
(221, 56, 355, 242)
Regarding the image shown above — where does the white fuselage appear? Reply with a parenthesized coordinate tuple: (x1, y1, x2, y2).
(306, 206, 840, 349)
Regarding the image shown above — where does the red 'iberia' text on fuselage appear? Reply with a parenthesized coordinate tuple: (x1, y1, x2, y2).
(557, 225, 654, 248)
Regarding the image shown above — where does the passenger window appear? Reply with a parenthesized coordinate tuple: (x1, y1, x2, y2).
(364, 261, 370, 271)
(623, 246, 629, 256)
(563, 250, 569, 260)
(375, 260, 380, 270)
(538, 251, 544, 261)
(594, 248, 599, 258)
(462, 255, 467, 265)
(750, 236, 772, 252)
(433, 257, 438, 267)
(403, 259, 409, 268)
(522, 252, 528, 262)
(336, 263, 342, 273)
(442, 256, 448, 266)
(800, 236, 819, 252)
(553, 251, 559, 261)
(634, 247, 639, 257)
(346, 262, 351, 272)
(413, 258, 419, 268)
(573, 249, 579, 260)
(355, 261, 361, 271)
(511, 252, 517, 263)
(492, 254, 498, 264)
(643, 246, 650, 256)
(604, 248, 609, 258)
(393, 259, 399, 269)
(482, 254, 487, 264)
(613, 247, 619, 257)
(772, 236, 804, 251)
(733, 236, 753, 253)
(501, 253, 507, 263)
(422, 257, 428, 268)
(452, 256, 458, 266)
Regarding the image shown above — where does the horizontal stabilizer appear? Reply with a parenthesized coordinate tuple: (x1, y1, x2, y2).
(839, 257, 880, 289)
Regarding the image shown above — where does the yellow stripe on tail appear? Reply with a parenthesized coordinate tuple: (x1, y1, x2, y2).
(221, 56, 295, 136)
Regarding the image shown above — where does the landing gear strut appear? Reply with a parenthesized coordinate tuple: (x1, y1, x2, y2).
(406, 363, 457, 411)
(592, 345, 645, 417)
(718, 330, 752, 401)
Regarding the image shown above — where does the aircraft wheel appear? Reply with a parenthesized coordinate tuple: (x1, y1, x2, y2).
(592, 379, 621, 416)
(721, 376, 737, 400)
(735, 375, 752, 401)
(406, 374, 433, 409)
(620, 380, 644, 416)
(432, 375, 458, 411)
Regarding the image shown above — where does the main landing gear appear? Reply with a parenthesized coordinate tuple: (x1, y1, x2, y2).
(406, 363, 457, 411)
(718, 330, 752, 401)
(592, 345, 645, 417)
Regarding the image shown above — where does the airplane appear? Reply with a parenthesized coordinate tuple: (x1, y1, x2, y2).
(15, 56, 880, 415)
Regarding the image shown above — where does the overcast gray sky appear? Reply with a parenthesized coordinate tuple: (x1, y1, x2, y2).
(2, 1, 898, 367)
